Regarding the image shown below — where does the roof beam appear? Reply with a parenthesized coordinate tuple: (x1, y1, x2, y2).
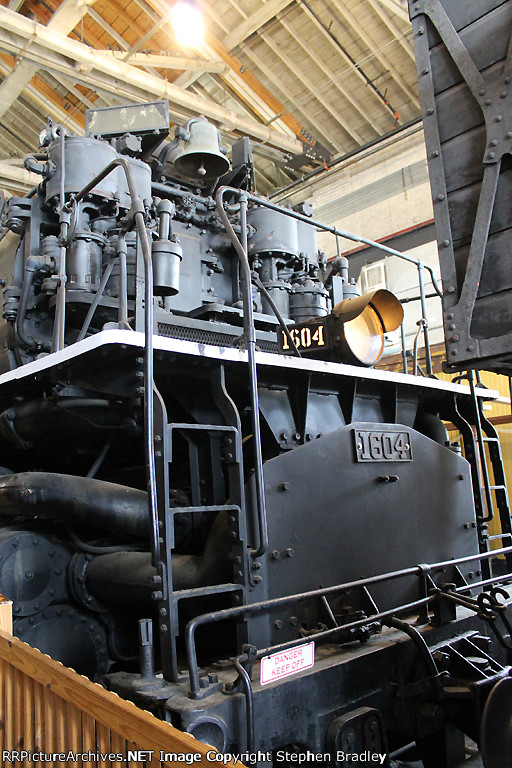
(241, 47, 338, 152)
(224, 0, 294, 50)
(0, 160, 38, 193)
(0, 55, 84, 134)
(277, 16, 376, 139)
(144, 0, 315, 146)
(0, 0, 97, 121)
(0, 7, 301, 153)
(372, 0, 410, 23)
(366, 0, 415, 62)
(329, 0, 420, 109)
(97, 51, 227, 73)
(298, 1, 398, 121)
(257, 30, 360, 148)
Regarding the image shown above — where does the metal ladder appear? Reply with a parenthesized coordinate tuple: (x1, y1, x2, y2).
(462, 371, 512, 576)
(152, 368, 248, 683)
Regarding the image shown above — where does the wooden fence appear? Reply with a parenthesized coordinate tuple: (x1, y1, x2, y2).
(0, 597, 241, 768)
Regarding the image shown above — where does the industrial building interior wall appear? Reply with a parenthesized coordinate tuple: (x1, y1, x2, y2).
(278, 122, 443, 352)
(279, 122, 432, 245)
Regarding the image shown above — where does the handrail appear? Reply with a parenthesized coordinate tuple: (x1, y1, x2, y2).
(185, 545, 512, 697)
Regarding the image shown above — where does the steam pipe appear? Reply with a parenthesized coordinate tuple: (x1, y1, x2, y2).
(117, 233, 128, 326)
(0, 472, 149, 538)
(219, 186, 443, 297)
(77, 260, 115, 342)
(69, 156, 160, 570)
(84, 510, 232, 602)
(52, 127, 68, 353)
(15, 255, 49, 352)
(216, 187, 268, 559)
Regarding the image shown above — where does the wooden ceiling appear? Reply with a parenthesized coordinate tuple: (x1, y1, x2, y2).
(0, 0, 419, 193)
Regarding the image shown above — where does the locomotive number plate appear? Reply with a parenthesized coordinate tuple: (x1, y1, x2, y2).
(354, 430, 412, 462)
(278, 319, 328, 353)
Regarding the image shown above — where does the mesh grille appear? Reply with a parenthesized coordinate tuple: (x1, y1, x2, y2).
(157, 323, 279, 352)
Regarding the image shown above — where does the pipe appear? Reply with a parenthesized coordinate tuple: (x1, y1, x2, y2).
(85, 510, 232, 603)
(216, 187, 268, 559)
(15, 255, 49, 352)
(70, 155, 160, 569)
(0, 472, 149, 538)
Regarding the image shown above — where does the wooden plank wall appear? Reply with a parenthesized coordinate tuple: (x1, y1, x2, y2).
(0, 611, 241, 768)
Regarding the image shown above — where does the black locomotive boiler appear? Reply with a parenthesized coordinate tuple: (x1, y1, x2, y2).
(0, 96, 510, 768)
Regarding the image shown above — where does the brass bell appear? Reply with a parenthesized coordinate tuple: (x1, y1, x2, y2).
(174, 117, 230, 180)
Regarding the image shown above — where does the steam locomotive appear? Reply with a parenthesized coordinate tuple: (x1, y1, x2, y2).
(0, 97, 511, 768)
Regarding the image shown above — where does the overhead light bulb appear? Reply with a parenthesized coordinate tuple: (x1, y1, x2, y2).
(171, 2, 205, 48)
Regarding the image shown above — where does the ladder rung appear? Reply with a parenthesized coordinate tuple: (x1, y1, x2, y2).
(174, 583, 242, 601)
(483, 437, 499, 442)
(489, 485, 506, 491)
(171, 504, 241, 515)
(168, 423, 237, 433)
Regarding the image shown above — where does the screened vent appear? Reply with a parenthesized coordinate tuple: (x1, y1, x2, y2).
(361, 261, 387, 293)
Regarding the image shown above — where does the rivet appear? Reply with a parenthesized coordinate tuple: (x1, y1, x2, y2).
(450, 349, 458, 355)
(274, 620, 283, 630)
(501, 91, 508, 99)
(467, 345, 474, 352)
(505, 76, 511, 84)
(490, 139, 498, 147)
(485, 99, 492, 106)
(488, 152, 495, 160)
(447, 313, 454, 320)
(437, 193, 445, 201)
(495, 114, 503, 122)
(422, 68, 429, 75)
(432, 150, 439, 158)
(427, 107, 434, 115)
(447, 286, 455, 293)
(448, 323, 455, 331)
(479, 88, 486, 96)
(418, 26, 424, 35)
(507, 132, 512, 140)
(279, 482, 290, 492)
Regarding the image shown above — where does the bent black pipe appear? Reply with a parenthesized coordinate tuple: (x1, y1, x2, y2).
(0, 472, 149, 539)
(85, 511, 232, 603)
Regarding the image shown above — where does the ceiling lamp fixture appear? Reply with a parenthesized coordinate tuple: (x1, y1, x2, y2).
(171, 1, 205, 48)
